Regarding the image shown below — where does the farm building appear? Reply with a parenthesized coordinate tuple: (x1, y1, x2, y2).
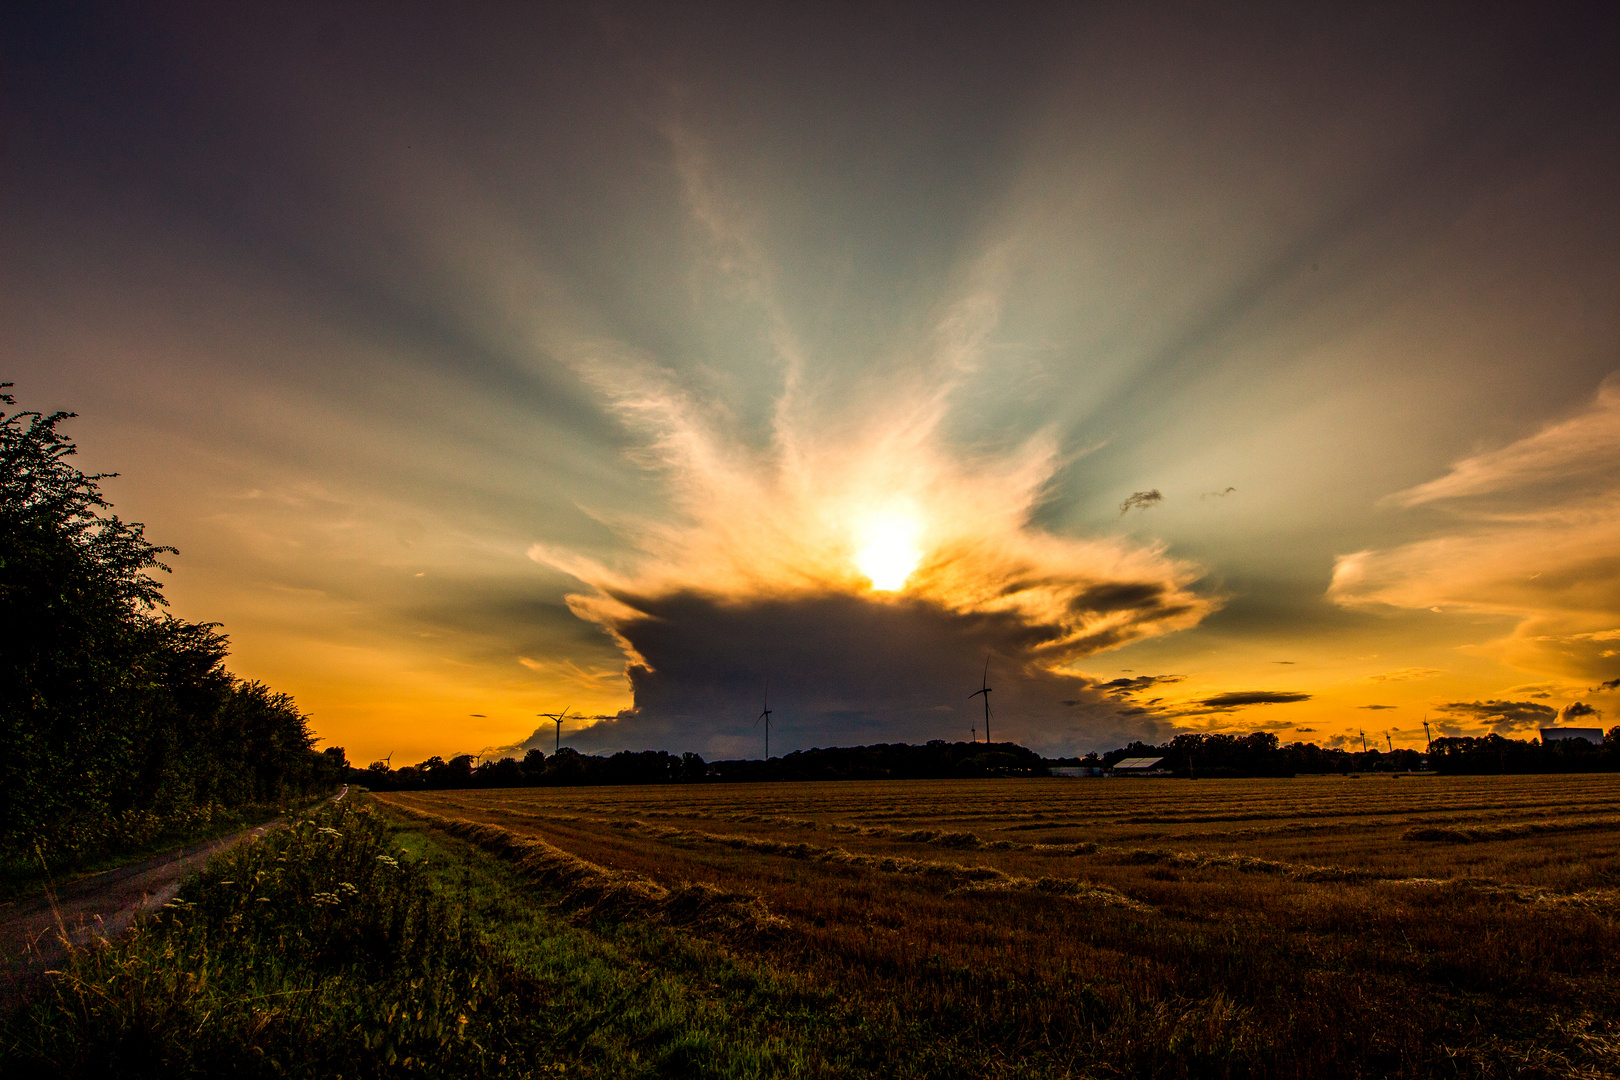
(1540, 727, 1605, 745)
(1111, 757, 1169, 776)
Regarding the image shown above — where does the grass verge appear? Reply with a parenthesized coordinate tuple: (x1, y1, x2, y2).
(0, 792, 339, 904)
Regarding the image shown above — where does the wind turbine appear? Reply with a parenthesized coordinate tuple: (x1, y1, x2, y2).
(1359, 729, 1368, 753)
(756, 680, 772, 761)
(969, 658, 993, 745)
(539, 707, 572, 754)
(1385, 732, 1394, 753)
(1423, 715, 1433, 752)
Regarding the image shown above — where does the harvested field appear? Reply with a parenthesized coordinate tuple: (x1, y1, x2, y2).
(376, 775, 1620, 1078)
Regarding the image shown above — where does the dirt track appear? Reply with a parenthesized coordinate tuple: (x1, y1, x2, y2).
(0, 786, 345, 1007)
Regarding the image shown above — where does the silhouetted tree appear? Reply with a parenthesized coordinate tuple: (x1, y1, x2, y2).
(0, 385, 338, 874)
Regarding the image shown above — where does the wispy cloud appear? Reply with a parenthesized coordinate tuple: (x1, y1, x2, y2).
(1331, 379, 1620, 684)
(1388, 380, 1620, 507)
(1366, 667, 1445, 682)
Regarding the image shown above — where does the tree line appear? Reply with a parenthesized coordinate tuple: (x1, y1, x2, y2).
(1068, 729, 1620, 777)
(353, 726, 1620, 793)
(0, 386, 345, 879)
(353, 740, 1049, 790)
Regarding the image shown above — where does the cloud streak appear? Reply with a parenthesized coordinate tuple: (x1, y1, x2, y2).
(1195, 691, 1312, 709)
(1332, 380, 1620, 684)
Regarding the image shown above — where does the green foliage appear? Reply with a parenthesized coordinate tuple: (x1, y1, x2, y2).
(0, 385, 341, 878)
(0, 799, 546, 1078)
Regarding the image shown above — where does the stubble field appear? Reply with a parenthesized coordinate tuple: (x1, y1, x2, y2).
(377, 774, 1620, 1078)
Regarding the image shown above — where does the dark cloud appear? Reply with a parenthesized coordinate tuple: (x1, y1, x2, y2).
(524, 591, 1176, 759)
(1294, 727, 1316, 732)
(1272, 660, 1295, 664)
(1435, 699, 1557, 732)
(1118, 490, 1163, 516)
(1201, 487, 1237, 499)
(1601, 678, 1620, 692)
(1358, 704, 1397, 710)
(1561, 701, 1601, 721)
(1097, 674, 1185, 696)
(1196, 691, 1311, 708)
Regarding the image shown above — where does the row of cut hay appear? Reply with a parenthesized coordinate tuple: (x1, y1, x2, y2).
(602, 819, 1151, 910)
(448, 804, 1355, 886)
(1386, 878, 1620, 911)
(381, 802, 786, 938)
(462, 790, 1620, 844)
(599, 813, 1620, 908)
(1108, 846, 1368, 882)
(1403, 815, 1620, 844)
(469, 798, 1620, 853)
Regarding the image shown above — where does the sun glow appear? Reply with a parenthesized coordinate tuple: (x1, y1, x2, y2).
(854, 510, 924, 591)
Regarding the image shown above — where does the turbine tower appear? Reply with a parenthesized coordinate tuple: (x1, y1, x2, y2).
(756, 680, 773, 761)
(969, 658, 993, 746)
(539, 707, 572, 754)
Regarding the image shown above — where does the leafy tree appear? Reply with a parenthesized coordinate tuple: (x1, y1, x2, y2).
(1, 385, 338, 875)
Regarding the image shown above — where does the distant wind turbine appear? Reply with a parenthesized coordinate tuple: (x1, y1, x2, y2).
(969, 658, 993, 745)
(1360, 729, 1368, 753)
(756, 680, 773, 761)
(539, 707, 572, 754)
(1423, 716, 1433, 752)
(1385, 732, 1394, 753)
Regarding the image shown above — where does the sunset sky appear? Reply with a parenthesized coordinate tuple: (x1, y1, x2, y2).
(5, 3, 1620, 764)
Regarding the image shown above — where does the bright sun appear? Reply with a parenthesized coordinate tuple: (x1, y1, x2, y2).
(854, 510, 923, 591)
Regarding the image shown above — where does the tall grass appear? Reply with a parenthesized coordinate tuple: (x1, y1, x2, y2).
(0, 799, 545, 1078)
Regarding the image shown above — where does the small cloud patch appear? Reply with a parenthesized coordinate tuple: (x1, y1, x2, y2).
(1368, 668, 1445, 683)
(1119, 490, 1163, 515)
(1197, 691, 1312, 709)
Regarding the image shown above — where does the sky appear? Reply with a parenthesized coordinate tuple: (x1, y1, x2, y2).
(4, 2, 1620, 764)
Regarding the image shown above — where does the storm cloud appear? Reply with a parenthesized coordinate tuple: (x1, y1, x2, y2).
(507, 591, 1179, 759)
(1435, 699, 1557, 733)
